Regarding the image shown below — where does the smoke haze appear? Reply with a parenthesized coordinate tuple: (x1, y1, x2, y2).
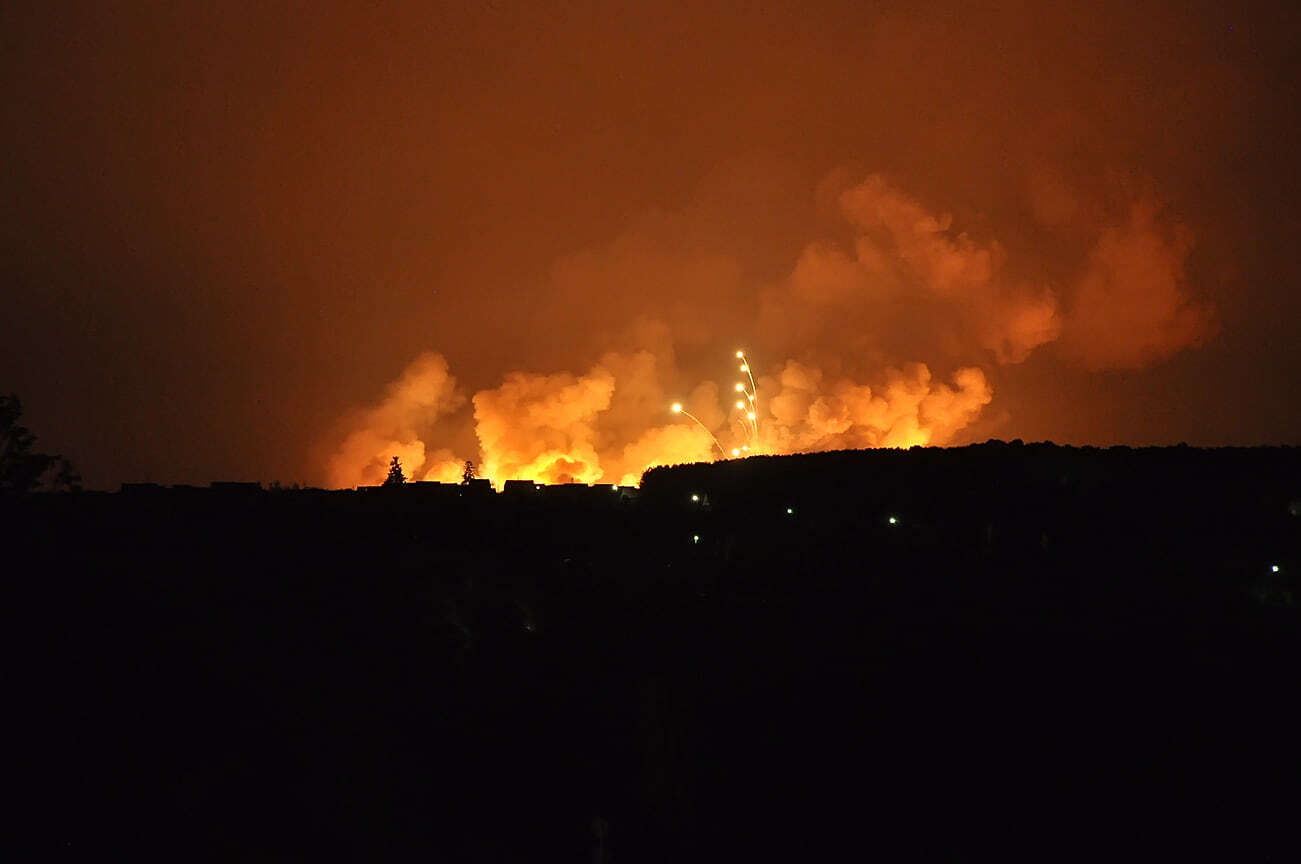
(323, 168, 1215, 487)
(2, 1, 1298, 486)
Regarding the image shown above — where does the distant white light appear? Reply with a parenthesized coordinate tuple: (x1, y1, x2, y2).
(735, 383, 745, 392)
(747, 412, 756, 420)
(740, 364, 749, 372)
(786, 507, 794, 515)
(612, 485, 619, 491)
(888, 516, 898, 525)
(1272, 564, 1281, 573)
(736, 400, 745, 409)
(691, 494, 699, 502)
(732, 448, 741, 456)
(692, 534, 700, 543)
(742, 445, 749, 451)
(671, 402, 683, 413)
(736, 350, 744, 358)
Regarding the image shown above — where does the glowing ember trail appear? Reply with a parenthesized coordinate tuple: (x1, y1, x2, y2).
(669, 401, 727, 460)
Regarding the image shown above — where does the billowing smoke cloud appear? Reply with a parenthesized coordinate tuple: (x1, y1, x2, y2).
(326, 352, 464, 488)
(762, 361, 993, 452)
(760, 174, 1063, 368)
(11, 1, 1289, 490)
(323, 167, 1217, 488)
(469, 348, 721, 487)
(837, 175, 1063, 364)
(472, 366, 615, 485)
(329, 347, 992, 488)
(1061, 197, 1217, 369)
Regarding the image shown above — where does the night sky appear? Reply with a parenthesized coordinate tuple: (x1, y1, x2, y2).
(2, 1, 1298, 488)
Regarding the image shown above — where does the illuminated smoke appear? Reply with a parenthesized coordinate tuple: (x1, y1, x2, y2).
(472, 366, 615, 485)
(326, 346, 993, 488)
(773, 173, 1063, 365)
(325, 352, 464, 488)
(323, 169, 1216, 488)
(1061, 197, 1217, 369)
(761, 361, 992, 452)
(470, 350, 720, 487)
(612, 424, 716, 488)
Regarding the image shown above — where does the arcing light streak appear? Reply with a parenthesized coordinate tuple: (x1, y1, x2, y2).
(670, 402, 728, 459)
(671, 349, 764, 465)
(736, 349, 760, 453)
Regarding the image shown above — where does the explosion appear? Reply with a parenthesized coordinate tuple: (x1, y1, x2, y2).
(326, 341, 993, 488)
(325, 171, 1212, 489)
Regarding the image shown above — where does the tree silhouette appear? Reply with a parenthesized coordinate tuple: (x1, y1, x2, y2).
(1, 394, 81, 492)
(461, 460, 477, 485)
(384, 455, 405, 486)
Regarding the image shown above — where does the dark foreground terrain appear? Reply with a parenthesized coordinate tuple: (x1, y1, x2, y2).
(8, 442, 1301, 860)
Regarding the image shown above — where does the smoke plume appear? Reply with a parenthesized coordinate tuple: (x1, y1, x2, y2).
(326, 353, 464, 488)
(1061, 198, 1217, 369)
(325, 167, 1218, 488)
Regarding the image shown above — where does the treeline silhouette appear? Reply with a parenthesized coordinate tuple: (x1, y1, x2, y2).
(7, 442, 1300, 860)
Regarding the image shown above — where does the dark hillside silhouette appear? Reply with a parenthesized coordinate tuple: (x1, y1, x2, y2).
(6, 442, 1299, 860)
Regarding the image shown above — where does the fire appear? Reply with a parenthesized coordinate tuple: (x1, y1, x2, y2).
(326, 346, 989, 488)
(324, 170, 1211, 489)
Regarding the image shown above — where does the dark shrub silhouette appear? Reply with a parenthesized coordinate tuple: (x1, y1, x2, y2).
(0, 393, 80, 492)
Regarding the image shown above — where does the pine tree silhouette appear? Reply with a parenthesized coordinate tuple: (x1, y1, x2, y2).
(461, 460, 477, 485)
(384, 455, 405, 486)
